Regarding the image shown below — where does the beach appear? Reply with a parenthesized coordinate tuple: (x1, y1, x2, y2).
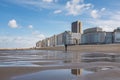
(1, 62, 120, 80)
(0, 45, 120, 80)
(38, 44, 120, 53)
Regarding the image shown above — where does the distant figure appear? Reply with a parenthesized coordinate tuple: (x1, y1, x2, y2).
(65, 44, 67, 51)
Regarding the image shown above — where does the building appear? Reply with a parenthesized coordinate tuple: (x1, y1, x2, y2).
(36, 41, 42, 48)
(56, 31, 81, 46)
(36, 20, 120, 48)
(49, 35, 57, 47)
(84, 27, 102, 34)
(56, 32, 64, 46)
(113, 27, 120, 43)
(45, 38, 50, 47)
(65, 31, 81, 45)
(81, 27, 106, 44)
(71, 20, 82, 33)
(105, 32, 113, 44)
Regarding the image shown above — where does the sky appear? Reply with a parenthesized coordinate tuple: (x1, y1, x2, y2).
(0, 0, 120, 48)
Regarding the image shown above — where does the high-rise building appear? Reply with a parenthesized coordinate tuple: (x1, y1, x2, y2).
(71, 20, 82, 33)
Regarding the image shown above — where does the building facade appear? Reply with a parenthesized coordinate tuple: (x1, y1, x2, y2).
(36, 41, 42, 48)
(71, 20, 82, 33)
(113, 27, 120, 43)
(36, 20, 120, 48)
(81, 27, 106, 44)
(105, 32, 113, 44)
(65, 31, 81, 45)
(49, 35, 57, 47)
(56, 32, 64, 46)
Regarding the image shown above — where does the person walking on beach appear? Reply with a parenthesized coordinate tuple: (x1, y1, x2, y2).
(65, 44, 67, 51)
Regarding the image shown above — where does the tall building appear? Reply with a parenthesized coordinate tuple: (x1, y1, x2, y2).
(71, 20, 82, 33)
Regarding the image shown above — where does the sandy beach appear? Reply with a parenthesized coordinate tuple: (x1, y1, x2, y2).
(0, 67, 43, 80)
(1, 62, 120, 80)
(0, 45, 120, 80)
(38, 44, 120, 53)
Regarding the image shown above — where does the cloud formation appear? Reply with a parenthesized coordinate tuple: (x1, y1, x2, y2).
(28, 25, 33, 29)
(65, 0, 93, 16)
(91, 10, 99, 19)
(32, 30, 45, 40)
(42, 0, 53, 3)
(91, 8, 106, 19)
(8, 0, 59, 10)
(8, 19, 18, 28)
(0, 35, 45, 48)
(54, 10, 62, 14)
(88, 11, 120, 32)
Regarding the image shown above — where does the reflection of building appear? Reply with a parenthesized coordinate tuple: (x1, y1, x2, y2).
(71, 69, 82, 75)
(71, 21, 82, 33)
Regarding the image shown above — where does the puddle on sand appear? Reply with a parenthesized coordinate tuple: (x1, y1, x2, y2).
(11, 69, 93, 80)
(11, 66, 119, 80)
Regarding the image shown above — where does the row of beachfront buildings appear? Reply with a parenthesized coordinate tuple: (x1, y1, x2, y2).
(36, 20, 120, 48)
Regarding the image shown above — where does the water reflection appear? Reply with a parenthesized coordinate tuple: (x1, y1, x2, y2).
(81, 53, 120, 62)
(71, 69, 82, 75)
(0, 50, 120, 67)
(11, 69, 93, 80)
(1, 50, 120, 80)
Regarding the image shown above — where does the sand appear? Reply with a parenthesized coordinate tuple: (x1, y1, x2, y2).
(37, 44, 120, 53)
(1, 62, 120, 80)
(0, 67, 43, 80)
(1, 44, 120, 80)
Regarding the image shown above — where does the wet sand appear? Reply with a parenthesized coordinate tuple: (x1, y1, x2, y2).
(0, 49, 120, 80)
(1, 62, 120, 80)
(0, 67, 42, 80)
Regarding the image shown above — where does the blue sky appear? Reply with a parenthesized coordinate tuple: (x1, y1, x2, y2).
(0, 0, 120, 48)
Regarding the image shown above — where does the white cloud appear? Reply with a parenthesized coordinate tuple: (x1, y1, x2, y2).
(0, 35, 45, 48)
(88, 19, 119, 32)
(42, 0, 53, 3)
(91, 8, 106, 19)
(65, 0, 93, 16)
(36, 34, 45, 39)
(8, 19, 18, 28)
(91, 10, 99, 19)
(110, 11, 120, 20)
(101, 8, 106, 12)
(32, 30, 45, 40)
(28, 25, 33, 29)
(54, 10, 62, 14)
(8, 0, 59, 10)
(99, 25, 116, 32)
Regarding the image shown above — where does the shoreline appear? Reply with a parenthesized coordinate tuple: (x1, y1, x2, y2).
(36, 44, 120, 53)
(0, 44, 120, 53)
